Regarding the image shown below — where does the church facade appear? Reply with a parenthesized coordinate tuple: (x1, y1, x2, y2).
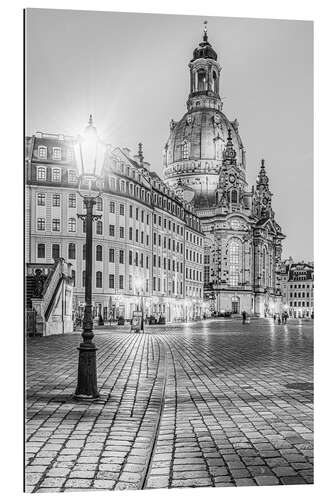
(163, 27, 285, 317)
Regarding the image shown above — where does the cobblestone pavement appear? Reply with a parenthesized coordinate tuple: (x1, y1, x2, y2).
(25, 318, 313, 492)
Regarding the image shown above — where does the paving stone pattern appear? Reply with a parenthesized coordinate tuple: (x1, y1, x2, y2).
(25, 318, 314, 492)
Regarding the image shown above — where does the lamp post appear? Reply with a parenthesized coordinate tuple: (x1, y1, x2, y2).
(134, 275, 145, 333)
(74, 115, 105, 400)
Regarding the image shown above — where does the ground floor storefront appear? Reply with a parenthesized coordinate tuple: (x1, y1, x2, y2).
(72, 293, 203, 324)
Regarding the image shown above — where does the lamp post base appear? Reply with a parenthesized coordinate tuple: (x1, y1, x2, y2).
(74, 343, 99, 400)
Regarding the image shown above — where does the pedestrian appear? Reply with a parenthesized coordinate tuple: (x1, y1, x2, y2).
(277, 315, 281, 325)
(242, 310, 247, 324)
(273, 314, 276, 323)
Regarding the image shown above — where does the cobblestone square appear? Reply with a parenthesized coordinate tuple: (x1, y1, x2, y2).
(25, 318, 313, 492)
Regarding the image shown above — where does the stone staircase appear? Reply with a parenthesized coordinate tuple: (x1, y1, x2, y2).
(25, 259, 74, 336)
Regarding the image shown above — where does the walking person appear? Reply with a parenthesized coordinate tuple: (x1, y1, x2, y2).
(273, 314, 276, 323)
(242, 310, 247, 325)
(277, 315, 281, 325)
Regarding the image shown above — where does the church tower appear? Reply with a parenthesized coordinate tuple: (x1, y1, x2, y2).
(163, 23, 246, 208)
(163, 26, 285, 318)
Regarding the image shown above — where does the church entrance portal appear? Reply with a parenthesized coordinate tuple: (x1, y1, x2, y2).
(231, 297, 240, 314)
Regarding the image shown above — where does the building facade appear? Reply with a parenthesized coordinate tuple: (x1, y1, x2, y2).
(25, 133, 204, 323)
(281, 260, 314, 318)
(163, 27, 285, 316)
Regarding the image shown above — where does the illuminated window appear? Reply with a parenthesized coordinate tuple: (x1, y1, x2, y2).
(52, 218, 60, 231)
(53, 194, 60, 206)
(52, 168, 61, 182)
(37, 167, 46, 181)
(96, 197, 103, 211)
(37, 218, 45, 230)
(38, 146, 47, 159)
(197, 69, 207, 91)
(52, 147, 61, 160)
(37, 193, 45, 206)
(68, 194, 76, 208)
(181, 141, 189, 160)
(68, 170, 77, 183)
(68, 217, 76, 232)
(228, 238, 241, 286)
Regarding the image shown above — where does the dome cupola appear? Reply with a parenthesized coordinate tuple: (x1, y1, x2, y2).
(191, 22, 218, 62)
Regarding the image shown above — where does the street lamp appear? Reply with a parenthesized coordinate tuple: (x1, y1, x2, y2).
(134, 275, 145, 333)
(73, 115, 106, 400)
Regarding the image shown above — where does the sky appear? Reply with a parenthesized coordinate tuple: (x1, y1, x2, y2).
(25, 9, 313, 262)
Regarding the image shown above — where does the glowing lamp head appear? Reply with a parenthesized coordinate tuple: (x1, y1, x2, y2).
(134, 275, 145, 291)
(75, 115, 106, 182)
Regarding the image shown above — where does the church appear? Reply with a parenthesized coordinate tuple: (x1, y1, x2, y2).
(163, 25, 285, 317)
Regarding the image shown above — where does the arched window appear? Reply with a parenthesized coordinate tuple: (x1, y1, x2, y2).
(181, 140, 189, 160)
(96, 220, 103, 235)
(37, 193, 45, 206)
(68, 218, 76, 232)
(96, 197, 103, 211)
(228, 238, 242, 286)
(262, 247, 267, 287)
(231, 189, 238, 204)
(197, 69, 207, 91)
(96, 245, 102, 261)
(212, 70, 217, 93)
(96, 271, 102, 288)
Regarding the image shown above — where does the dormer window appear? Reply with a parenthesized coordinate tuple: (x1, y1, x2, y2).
(38, 146, 47, 159)
(52, 147, 61, 160)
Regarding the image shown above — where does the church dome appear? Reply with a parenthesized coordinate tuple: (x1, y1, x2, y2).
(165, 108, 243, 165)
(163, 108, 245, 207)
(163, 25, 246, 208)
